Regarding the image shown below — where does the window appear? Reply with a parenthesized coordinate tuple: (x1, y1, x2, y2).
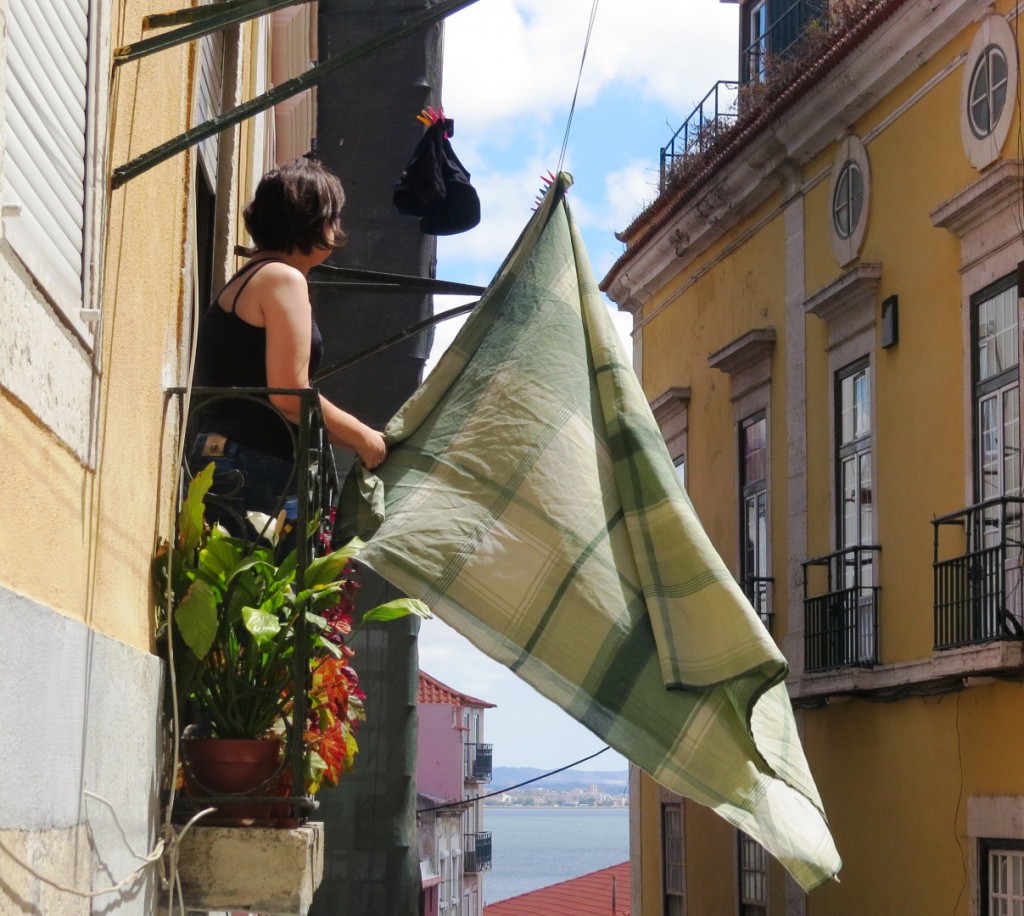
(747, 0, 768, 83)
(832, 161, 864, 241)
(738, 832, 769, 916)
(662, 803, 684, 916)
(836, 360, 873, 577)
(740, 413, 771, 630)
(972, 276, 1022, 627)
(968, 45, 1009, 140)
(2, 0, 98, 341)
(982, 840, 1024, 914)
(974, 276, 1020, 520)
(827, 136, 870, 266)
(961, 16, 1018, 169)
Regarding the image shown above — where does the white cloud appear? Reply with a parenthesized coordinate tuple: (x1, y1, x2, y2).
(443, 0, 738, 131)
(419, 616, 626, 771)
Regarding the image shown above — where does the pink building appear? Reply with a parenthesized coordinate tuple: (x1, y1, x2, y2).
(417, 672, 496, 916)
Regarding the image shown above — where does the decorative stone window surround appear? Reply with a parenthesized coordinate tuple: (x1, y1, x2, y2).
(960, 14, 1018, 171)
(931, 159, 1024, 504)
(709, 328, 776, 620)
(649, 387, 691, 467)
(828, 135, 871, 267)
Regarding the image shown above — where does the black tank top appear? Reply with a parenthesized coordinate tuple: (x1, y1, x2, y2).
(192, 258, 324, 460)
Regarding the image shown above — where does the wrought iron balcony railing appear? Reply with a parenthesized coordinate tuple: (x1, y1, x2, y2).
(741, 0, 826, 85)
(933, 496, 1024, 650)
(465, 742, 493, 784)
(660, 80, 738, 190)
(165, 386, 341, 826)
(802, 545, 880, 672)
(742, 576, 774, 633)
(464, 831, 492, 873)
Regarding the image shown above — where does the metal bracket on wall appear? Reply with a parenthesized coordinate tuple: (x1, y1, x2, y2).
(110, 0, 484, 189)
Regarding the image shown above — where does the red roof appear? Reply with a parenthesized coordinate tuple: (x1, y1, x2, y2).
(484, 862, 630, 916)
(418, 670, 495, 709)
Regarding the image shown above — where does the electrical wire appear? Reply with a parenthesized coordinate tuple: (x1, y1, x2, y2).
(556, 0, 602, 174)
(416, 746, 611, 813)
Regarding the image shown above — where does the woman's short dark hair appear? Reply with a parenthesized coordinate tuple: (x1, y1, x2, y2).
(243, 159, 347, 255)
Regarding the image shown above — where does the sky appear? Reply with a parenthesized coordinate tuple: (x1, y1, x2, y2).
(415, 0, 738, 772)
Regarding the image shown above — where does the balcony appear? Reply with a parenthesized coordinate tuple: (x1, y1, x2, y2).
(465, 743, 493, 784)
(802, 546, 880, 672)
(659, 80, 738, 191)
(464, 831, 492, 873)
(742, 576, 774, 634)
(165, 386, 340, 826)
(742, 0, 826, 85)
(933, 497, 1024, 650)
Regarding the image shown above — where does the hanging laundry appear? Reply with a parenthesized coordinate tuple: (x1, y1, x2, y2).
(393, 117, 480, 235)
(342, 174, 840, 892)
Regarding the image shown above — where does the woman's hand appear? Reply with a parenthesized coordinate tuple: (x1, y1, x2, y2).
(356, 427, 388, 469)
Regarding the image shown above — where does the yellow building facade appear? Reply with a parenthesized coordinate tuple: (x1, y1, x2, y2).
(604, 1, 1024, 913)
(0, 2, 316, 910)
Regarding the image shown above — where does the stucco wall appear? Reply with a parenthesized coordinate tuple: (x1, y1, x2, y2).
(417, 703, 464, 803)
(0, 588, 163, 913)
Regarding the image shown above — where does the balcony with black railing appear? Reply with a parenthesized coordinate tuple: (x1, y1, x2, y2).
(165, 386, 341, 826)
(802, 546, 880, 672)
(465, 742, 493, 784)
(743, 576, 774, 634)
(464, 831, 492, 873)
(742, 0, 826, 85)
(933, 496, 1024, 650)
(659, 81, 738, 191)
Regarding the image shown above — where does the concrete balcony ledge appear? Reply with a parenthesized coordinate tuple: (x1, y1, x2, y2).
(169, 822, 324, 915)
(789, 641, 1024, 707)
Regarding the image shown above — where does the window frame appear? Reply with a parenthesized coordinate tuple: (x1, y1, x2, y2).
(981, 838, 1024, 915)
(662, 802, 685, 916)
(834, 357, 873, 555)
(739, 411, 771, 628)
(737, 830, 769, 916)
(827, 135, 870, 267)
(961, 15, 1018, 170)
(1, 0, 107, 345)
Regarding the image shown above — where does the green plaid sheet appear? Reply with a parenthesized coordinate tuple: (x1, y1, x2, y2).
(341, 174, 840, 890)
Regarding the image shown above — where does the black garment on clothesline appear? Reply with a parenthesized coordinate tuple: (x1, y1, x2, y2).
(392, 119, 480, 236)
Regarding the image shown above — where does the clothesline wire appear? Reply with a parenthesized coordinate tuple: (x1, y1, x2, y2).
(416, 746, 611, 813)
(556, 0, 602, 174)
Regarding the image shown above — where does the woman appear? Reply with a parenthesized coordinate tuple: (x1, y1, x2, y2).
(190, 159, 386, 529)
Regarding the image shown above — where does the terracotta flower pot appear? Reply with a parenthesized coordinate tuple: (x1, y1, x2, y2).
(182, 737, 283, 826)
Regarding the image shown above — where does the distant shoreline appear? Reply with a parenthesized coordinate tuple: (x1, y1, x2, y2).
(483, 804, 629, 810)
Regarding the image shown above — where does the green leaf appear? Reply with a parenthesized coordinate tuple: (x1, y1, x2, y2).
(302, 538, 365, 588)
(361, 598, 432, 624)
(199, 536, 243, 580)
(178, 464, 215, 557)
(174, 578, 219, 658)
(242, 606, 282, 646)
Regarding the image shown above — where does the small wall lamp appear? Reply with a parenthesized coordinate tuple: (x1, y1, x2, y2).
(881, 295, 898, 348)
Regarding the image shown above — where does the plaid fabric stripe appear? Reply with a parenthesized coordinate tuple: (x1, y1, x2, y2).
(339, 174, 841, 891)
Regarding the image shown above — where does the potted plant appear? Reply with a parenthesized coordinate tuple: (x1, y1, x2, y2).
(154, 463, 429, 823)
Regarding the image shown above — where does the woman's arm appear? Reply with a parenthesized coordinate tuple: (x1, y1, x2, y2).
(258, 264, 388, 468)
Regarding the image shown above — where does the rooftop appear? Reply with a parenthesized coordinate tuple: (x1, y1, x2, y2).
(483, 861, 630, 916)
(418, 670, 496, 709)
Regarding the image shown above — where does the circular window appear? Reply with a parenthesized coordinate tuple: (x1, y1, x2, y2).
(961, 17, 1018, 169)
(968, 44, 1009, 139)
(828, 135, 870, 266)
(832, 161, 864, 241)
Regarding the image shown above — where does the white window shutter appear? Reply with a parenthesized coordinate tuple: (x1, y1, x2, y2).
(2, 0, 90, 327)
(196, 3, 224, 186)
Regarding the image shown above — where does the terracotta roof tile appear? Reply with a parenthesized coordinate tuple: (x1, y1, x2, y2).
(484, 861, 630, 916)
(418, 670, 496, 708)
